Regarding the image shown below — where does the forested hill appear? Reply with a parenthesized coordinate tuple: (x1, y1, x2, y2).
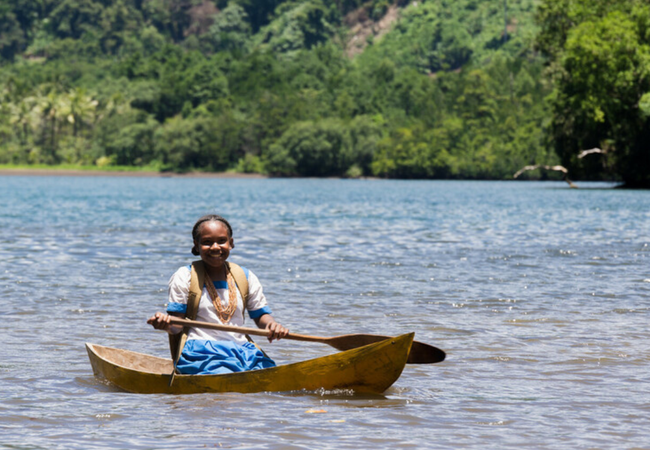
(0, 0, 555, 178)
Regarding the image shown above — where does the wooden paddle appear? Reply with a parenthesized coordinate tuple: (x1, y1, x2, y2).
(168, 317, 445, 364)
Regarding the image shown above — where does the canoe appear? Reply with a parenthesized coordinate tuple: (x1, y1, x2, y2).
(86, 332, 414, 394)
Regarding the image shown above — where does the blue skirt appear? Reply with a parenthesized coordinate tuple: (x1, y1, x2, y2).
(176, 340, 276, 375)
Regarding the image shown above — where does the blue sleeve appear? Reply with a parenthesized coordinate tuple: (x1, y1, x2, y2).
(167, 303, 187, 314)
(248, 306, 272, 319)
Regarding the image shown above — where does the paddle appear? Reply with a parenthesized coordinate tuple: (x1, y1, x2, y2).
(168, 317, 445, 364)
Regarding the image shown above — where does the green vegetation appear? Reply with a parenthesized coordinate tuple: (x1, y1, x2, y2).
(0, 0, 645, 186)
(537, 0, 650, 188)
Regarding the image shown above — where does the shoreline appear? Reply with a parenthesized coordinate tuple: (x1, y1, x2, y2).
(0, 168, 267, 179)
(0, 168, 625, 186)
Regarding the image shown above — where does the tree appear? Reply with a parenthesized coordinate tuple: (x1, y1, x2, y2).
(34, 90, 65, 163)
(100, 110, 158, 166)
(0, 4, 24, 60)
(153, 114, 239, 171)
(64, 87, 99, 137)
(538, 1, 650, 187)
(265, 118, 350, 176)
(205, 3, 252, 54)
(254, 0, 339, 56)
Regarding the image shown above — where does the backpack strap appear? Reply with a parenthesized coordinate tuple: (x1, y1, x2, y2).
(226, 262, 249, 321)
(187, 260, 205, 320)
(168, 261, 205, 361)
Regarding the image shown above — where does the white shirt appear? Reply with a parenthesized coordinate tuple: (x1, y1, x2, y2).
(166, 265, 271, 344)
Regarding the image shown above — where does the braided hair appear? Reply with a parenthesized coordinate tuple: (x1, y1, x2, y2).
(191, 214, 233, 255)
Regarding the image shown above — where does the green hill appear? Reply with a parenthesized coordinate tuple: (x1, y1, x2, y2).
(0, 0, 557, 178)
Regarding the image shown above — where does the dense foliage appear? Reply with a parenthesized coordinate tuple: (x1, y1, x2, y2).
(0, 0, 557, 179)
(537, 0, 650, 188)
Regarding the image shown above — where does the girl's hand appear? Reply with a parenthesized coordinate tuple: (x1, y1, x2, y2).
(266, 321, 289, 343)
(147, 312, 181, 334)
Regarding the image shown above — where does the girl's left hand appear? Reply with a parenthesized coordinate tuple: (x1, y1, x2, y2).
(266, 321, 289, 342)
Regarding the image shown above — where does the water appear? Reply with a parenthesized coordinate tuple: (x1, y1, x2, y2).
(1, 176, 648, 449)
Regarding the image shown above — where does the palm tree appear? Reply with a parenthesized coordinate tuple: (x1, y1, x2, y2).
(65, 87, 99, 137)
(34, 90, 64, 163)
(9, 96, 38, 146)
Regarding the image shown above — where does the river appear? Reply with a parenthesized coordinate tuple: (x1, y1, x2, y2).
(0, 176, 648, 449)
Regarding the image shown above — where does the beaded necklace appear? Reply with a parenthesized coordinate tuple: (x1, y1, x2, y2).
(204, 268, 238, 324)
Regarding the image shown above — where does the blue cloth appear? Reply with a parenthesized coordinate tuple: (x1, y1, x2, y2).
(176, 339, 276, 375)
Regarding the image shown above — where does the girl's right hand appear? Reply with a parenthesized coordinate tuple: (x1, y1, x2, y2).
(147, 311, 172, 332)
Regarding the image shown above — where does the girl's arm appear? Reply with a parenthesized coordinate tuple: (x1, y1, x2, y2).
(254, 314, 289, 342)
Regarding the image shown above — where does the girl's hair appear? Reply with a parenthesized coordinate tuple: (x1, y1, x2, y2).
(191, 214, 233, 255)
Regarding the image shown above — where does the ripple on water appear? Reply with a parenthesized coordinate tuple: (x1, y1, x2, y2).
(1, 178, 649, 448)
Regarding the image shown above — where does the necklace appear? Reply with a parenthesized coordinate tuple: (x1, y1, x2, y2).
(204, 267, 238, 324)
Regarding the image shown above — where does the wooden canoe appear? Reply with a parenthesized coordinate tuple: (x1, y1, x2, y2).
(86, 332, 414, 394)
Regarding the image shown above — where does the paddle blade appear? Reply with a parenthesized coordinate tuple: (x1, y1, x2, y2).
(327, 334, 445, 364)
(408, 341, 446, 364)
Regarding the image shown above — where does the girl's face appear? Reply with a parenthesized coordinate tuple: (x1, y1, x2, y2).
(194, 221, 234, 271)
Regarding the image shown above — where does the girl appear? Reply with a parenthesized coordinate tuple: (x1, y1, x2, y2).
(148, 214, 288, 374)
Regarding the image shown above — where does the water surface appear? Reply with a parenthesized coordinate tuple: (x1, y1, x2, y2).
(1, 177, 648, 449)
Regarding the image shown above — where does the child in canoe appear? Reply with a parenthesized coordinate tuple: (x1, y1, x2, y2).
(148, 214, 288, 374)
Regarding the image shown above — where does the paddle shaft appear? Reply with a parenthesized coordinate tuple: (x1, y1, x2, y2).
(169, 317, 332, 344)
(166, 317, 446, 364)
